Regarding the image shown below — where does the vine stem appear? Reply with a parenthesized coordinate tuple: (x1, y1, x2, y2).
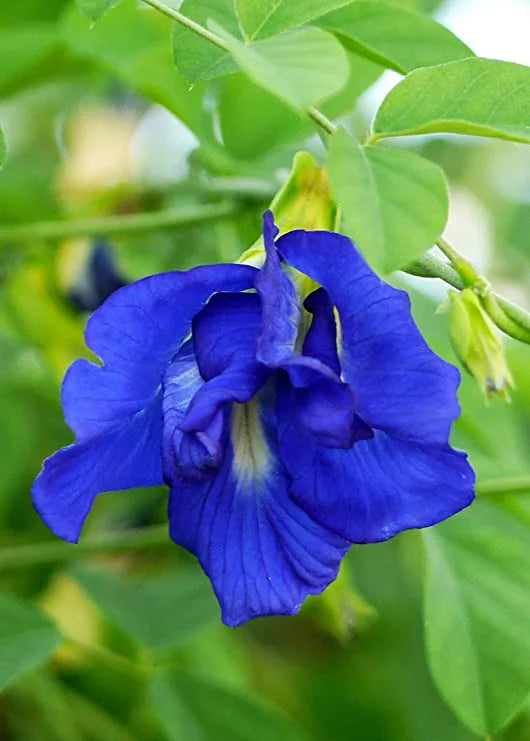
(142, 0, 229, 51)
(0, 202, 238, 243)
(1, 474, 528, 570)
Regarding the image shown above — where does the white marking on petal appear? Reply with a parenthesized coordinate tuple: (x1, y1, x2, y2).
(231, 400, 271, 488)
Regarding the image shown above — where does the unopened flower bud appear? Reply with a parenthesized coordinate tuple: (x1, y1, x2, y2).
(447, 288, 514, 399)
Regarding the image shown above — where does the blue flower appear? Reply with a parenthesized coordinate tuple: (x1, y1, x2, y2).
(33, 212, 475, 626)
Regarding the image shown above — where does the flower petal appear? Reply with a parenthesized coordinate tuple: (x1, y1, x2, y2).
(302, 288, 341, 375)
(180, 292, 271, 435)
(277, 383, 475, 543)
(63, 265, 257, 442)
(32, 395, 162, 543)
(168, 399, 350, 626)
(277, 230, 461, 445)
(255, 211, 301, 366)
(162, 339, 225, 485)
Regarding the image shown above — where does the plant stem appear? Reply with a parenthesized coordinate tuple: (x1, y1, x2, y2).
(0, 525, 170, 570)
(0, 202, 238, 243)
(406, 251, 530, 343)
(307, 107, 338, 136)
(142, 0, 229, 51)
(476, 475, 530, 496)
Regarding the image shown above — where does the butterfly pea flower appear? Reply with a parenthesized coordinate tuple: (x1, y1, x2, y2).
(33, 212, 475, 626)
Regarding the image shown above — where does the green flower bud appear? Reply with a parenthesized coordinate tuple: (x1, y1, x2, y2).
(238, 151, 337, 267)
(448, 288, 514, 400)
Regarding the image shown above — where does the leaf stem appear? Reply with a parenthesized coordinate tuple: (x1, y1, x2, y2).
(0, 202, 239, 244)
(476, 475, 530, 496)
(141, 0, 229, 51)
(307, 107, 338, 136)
(0, 525, 170, 570)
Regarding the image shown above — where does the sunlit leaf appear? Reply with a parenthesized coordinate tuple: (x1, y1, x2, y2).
(424, 499, 530, 735)
(316, 1, 473, 73)
(172, 0, 239, 83)
(373, 58, 530, 143)
(0, 592, 62, 691)
(72, 565, 220, 653)
(328, 127, 448, 273)
(212, 24, 349, 111)
(75, 0, 122, 22)
(235, 0, 350, 40)
(0, 24, 58, 96)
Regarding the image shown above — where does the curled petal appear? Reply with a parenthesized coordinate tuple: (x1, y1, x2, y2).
(255, 211, 301, 366)
(277, 230, 461, 445)
(278, 383, 475, 543)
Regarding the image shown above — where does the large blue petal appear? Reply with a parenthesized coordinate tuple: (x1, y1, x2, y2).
(254, 211, 301, 366)
(277, 230, 461, 445)
(168, 399, 350, 626)
(62, 265, 257, 442)
(35, 265, 257, 542)
(277, 381, 475, 543)
(32, 395, 162, 543)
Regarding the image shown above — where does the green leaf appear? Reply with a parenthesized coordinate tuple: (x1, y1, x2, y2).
(316, 1, 473, 74)
(74, 0, 121, 22)
(235, 0, 351, 40)
(172, 0, 239, 83)
(328, 128, 448, 273)
(62, 0, 205, 132)
(212, 24, 349, 111)
(373, 58, 530, 143)
(150, 670, 309, 741)
(72, 565, 220, 654)
(0, 24, 59, 96)
(0, 128, 6, 168)
(0, 592, 62, 691)
(423, 499, 530, 735)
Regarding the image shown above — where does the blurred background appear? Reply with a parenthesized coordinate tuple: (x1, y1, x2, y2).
(0, 0, 529, 739)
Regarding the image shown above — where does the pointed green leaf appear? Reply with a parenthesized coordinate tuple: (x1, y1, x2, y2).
(235, 0, 351, 40)
(0, 593, 62, 690)
(328, 127, 448, 273)
(172, 0, 239, 83)
(373, 58, 530, 143)
(316, 1, 473, 74)
(423, 499, 530, 735)
(72, 565, 219, 653)
(75, 0, 122, 22)
(212, 24, 349, 111)
(150, 670, 309, 741)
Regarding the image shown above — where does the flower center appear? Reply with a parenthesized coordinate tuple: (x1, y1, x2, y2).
(231, 400, 271, 488)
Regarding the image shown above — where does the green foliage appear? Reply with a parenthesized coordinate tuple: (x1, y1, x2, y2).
(150, 670, 309, 741)
(373, 58, 530, 143)
(212, 24, 349, 111)
(0, 128, 6, 168)
(424, 499, 530, 735)
(0, 592, 62, 690)
(234, 0, 350, 40)
(74, 0, 121, 22)
(316, 1, 473, 73)
(72, 565, 220, 653)
(328, 128, 448, 272)
(172, 0, 239, 83)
